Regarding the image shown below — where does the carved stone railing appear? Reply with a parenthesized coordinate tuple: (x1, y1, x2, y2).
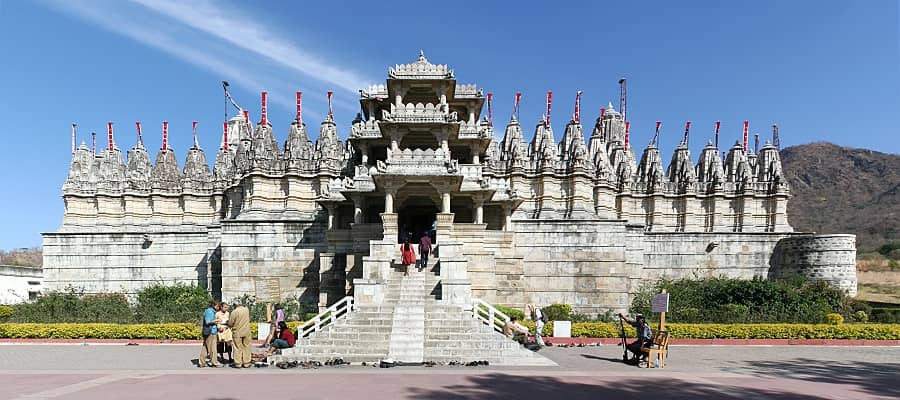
(360, 84, 387, 99)
(458, 121, 479, 137)
(350, 119, 382, 138)
(455, 84, 480, 98)
(459, 164, 483, 180)
(382, 103, 457, 124)
(375, 148, 459, 175)
(389, 58, 453, 79)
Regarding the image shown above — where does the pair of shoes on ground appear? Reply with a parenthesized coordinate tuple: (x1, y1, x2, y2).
(465, 360, 490, 366)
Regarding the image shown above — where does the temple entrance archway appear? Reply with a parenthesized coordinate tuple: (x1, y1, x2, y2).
(395, 183, 441, 244)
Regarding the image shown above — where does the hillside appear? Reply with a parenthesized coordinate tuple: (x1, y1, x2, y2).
(782, 142, 900, 252)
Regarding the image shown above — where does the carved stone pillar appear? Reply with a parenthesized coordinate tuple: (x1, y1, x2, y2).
(441, 192, 451, 213)
(472, 194, 486, 224)
(352, 195, 363, 224)
(502, 204, 513, 231)
(324, 204, 336, 229)
(385, 191, 395, 214)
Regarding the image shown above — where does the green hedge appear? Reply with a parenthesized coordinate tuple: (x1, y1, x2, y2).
(0, 322, 895, 340)
(0, 321, 304, 340)
(471, 320, 900, 340)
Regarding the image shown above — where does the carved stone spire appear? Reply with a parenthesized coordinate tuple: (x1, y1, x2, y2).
(93, 144, 126, 194)
(609, 141, 635, 189)
(182, 133, 212, 192)
(560, 118, 591, 171)
(283, 119, 315, 172)
(696, 140, 725, 185)
(151, 124, 183, 192)
(530, 119, 557, 170)
(666, 142, 696, 184)
(63, 142, 94, 193)
(756, 140, 786, 186)
(250, 120, 281, 172)
(125, 135, 152, 192)
(724, 141, 752, 184)
(500, 117, 527, 168)
(636, 144, 665, 191)
(234, 114, 254, 174)
(315, 117, 343, 172)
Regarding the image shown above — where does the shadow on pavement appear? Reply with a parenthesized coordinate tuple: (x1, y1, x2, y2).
(742, 357, 900, 398)
(580, 354, 629, 364)
(407, 373, 822, 399)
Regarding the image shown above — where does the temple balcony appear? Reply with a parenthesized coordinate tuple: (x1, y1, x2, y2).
(374, 148, 459, 176)
(350, 119, 382, 138)
(382, 102, 458, 124)
(360, 84, 388, 99)
(457, 121, 493, 140)
(454, 84, 481, 98)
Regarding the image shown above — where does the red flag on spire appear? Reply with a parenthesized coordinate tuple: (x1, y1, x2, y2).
(222, 121, 229, 151)
(136, 122, 143, 147)
(545, 91, 553, 126)
(573, 91, 583, 123)
(261, 91, 268, 125)
(107, 122, 114, 151)
(192, 121, 199, 148)
(487, 92, 493, 124)
(652, 121, 661, 146)
(162, 121, 169, 151)
(243, 110, 250, 131)
(742, 120, 749, 153)
(683, 121, 691, 146)
(296, 91, 303, 124)
(624, 121, 631, 151)
(512, 92, 522, 121)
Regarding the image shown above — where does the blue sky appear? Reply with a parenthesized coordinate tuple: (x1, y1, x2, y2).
(0, 0, 897, 250)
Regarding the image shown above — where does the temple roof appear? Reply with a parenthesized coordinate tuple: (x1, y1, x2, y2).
(388, 51, 454, 80)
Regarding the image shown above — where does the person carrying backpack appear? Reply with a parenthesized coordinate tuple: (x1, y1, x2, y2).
(527, 304, 547, 347)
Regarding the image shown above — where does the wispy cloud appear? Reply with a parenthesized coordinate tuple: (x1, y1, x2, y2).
(129, 0, 370, 94)
(39, 0, 370, 117)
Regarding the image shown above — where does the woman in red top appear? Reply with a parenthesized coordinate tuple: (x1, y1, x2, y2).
(400, 238, 416, 276)
(272, 321, 294, 348)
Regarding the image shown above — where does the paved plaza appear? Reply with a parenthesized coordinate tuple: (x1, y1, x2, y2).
(1, 344, 898, 399)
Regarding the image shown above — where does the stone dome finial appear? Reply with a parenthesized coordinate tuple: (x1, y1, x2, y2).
(418, 50, 426, 62)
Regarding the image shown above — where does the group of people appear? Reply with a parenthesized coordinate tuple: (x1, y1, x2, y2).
(399, 232, 432, 276)
(502, 304, 547, 349)
(198, 300, 295, 368)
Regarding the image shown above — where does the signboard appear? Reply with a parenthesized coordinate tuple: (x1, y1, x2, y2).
(553, 321, 572, 338)
(254, 278, 280, 302)
(651, 293, 669, 313)
(257, 322, 270, 341)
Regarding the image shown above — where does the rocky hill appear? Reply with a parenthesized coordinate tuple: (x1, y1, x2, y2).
(782, 142, 900, 252)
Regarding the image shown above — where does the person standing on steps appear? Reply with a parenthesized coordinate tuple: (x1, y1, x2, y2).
(228, 300, 252, 368)
(418, 232, 432, 272)
(198, 300, 221, 368)
(400, 238, 416, 276)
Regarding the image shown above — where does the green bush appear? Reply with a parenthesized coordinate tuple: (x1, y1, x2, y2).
(11, 290, 134, 324)
(493, 305, 524, 321)
(871, 308, 900, 323)
(0, 305, 13, 319)
(825, 313, 844, 325)
(542, 304, 572, 321)
(134, 283, 210, 324)
(630, 277, 850, 324)
(853, 311, 869, 323)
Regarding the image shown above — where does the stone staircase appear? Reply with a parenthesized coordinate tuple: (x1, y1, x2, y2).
(273, 255, 555, 366)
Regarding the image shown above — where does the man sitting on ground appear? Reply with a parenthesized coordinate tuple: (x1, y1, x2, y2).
(618, 313, 653, 363)
(502, 316, 530, 345)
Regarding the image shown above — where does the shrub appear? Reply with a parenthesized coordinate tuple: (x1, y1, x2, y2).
(12, 290, 134, 324)
(853, 311, 869, 323)
(871, 308, 900, 323)
(134, 283, 210, 323)
(0, 305, 12, 319)
(825, 313, 844, 325)
(493, 305, 524, 321)
(630, 276, 850, 324)
(542, 304, 572, 321)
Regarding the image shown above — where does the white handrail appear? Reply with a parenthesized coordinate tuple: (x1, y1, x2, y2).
(471, 298, 511, 333)
(298, 296, 354, 338)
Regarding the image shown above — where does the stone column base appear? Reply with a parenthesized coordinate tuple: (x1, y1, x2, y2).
(352, 278, 384, 305)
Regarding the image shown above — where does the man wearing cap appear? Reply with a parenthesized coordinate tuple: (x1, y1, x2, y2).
(619, 313, 653, 363)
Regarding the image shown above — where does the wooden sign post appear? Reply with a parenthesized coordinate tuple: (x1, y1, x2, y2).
(651, 289, 669, 332)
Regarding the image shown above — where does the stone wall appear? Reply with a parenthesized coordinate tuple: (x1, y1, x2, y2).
(218, 220, 327, 303)
(769, 234, 857, 296)
(0, 265, 42, 304)
(42, 230, 209, 294)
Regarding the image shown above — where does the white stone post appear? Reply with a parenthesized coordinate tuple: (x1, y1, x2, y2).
(353, 196, 363, 224)
(475, 202, 484, 224)
(441, 192, 451, 214)
(385, 191, 394, 214)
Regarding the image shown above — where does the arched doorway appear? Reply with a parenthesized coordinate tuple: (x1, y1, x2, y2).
(396, 182, 440, 244)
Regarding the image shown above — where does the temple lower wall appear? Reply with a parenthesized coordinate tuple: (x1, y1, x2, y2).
(42, 229, 210, 294)
(218, 220, 328, 304)
(768, 234, 857, 296)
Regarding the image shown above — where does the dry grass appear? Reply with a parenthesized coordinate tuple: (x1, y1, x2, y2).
(856, 270, 900, 304)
